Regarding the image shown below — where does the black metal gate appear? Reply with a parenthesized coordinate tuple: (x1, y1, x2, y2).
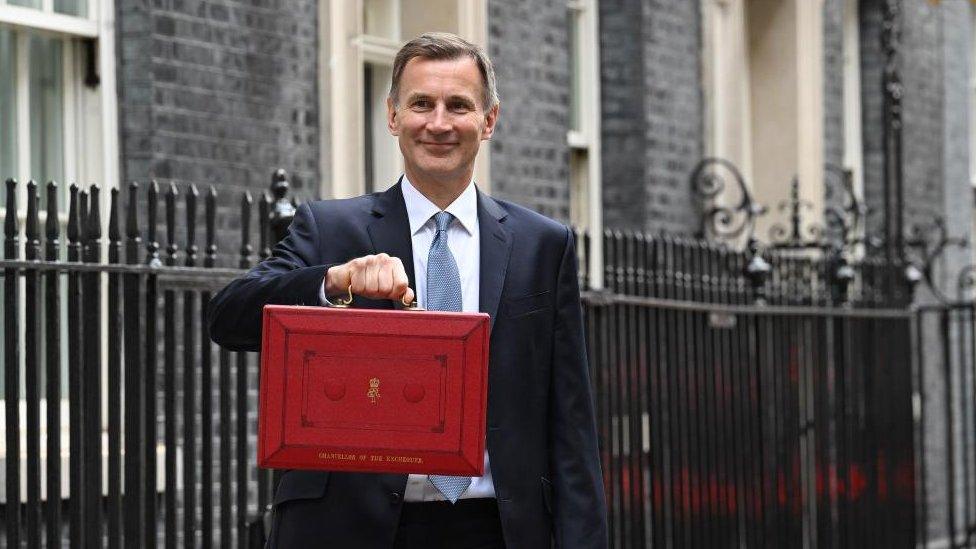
(585, 294, 917, 548)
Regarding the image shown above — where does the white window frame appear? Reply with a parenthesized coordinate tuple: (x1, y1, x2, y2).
(970, 4, 976, 188)
(842, 0, 864, 197)
(322, 0, 490, 199)
(0, 0, 120, 503)
(0, 0, 120, 217)
(842, 0, 866, 256)
(567, 0, 603, 288)
(970, 3, 976, 263)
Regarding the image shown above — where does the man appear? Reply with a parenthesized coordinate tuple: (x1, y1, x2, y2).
(208, 32, 607, 549)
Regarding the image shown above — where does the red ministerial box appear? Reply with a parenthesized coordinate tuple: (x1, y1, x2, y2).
(258, 305, 490, 476)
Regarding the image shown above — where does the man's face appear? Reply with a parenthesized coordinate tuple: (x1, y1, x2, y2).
(387, 56, 498, 186)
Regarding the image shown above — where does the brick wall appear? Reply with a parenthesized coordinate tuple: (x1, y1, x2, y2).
(600, 0, 702, 234)
(859, 0, 947, 247)
(487, 0, 571, 222)
(822, 0, 845, 217)
(116, 0, 319, 267)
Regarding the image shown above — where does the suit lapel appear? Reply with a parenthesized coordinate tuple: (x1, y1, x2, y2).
(477, 190, 512, 329)
(366, 181, 416, 291)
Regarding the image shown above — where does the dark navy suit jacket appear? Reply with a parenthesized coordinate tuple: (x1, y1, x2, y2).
(207, 183, 608, 548)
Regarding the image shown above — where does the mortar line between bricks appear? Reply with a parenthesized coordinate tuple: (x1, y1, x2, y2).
(152, 9, 317, 41)
(159, 0, 314, 17)
(146, 109, 314, 136)
(152, 34, 317, 65)
(151, 80, 317, 110)
(153, 128, 283, 148)
(149, 56, 318, 87)
(148, 112, 312, 139)
(146, 151, 315, 173)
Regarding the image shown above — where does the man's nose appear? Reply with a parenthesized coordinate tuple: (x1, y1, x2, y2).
(425, 104, 452, 133)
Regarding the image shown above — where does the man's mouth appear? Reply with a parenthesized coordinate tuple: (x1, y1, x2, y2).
(421, 141, 458, 149)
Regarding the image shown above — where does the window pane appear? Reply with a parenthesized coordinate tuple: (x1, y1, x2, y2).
(8, 0, 42, 8)
(28, 33, 64, 190)
(55, 0, 87, 17)
(364, 63, 398, 192)
(0, 29, 17, 181)
(364, 0, 398, 40)
(570, 148, 589, 229)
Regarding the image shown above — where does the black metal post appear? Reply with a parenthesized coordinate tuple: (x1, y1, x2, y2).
(44, 182, 62, 547)
(882, 0, 905, 271)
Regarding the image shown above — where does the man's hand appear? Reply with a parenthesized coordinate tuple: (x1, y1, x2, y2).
(325, 253, 416, 305)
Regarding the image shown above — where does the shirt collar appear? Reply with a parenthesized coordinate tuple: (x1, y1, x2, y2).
(401, 174, 478, 236)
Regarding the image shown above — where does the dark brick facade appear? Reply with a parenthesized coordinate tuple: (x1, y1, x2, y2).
(822, 0, 845, 217)
(598, 0, 646, 230)
(487, 0, 571, 222)
(599, 0, 702, 234)
(859, 0, 954, 248)
(116, 0, 319, 266)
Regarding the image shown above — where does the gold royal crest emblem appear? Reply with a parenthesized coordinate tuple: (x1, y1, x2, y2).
(367, 377, 380, 404)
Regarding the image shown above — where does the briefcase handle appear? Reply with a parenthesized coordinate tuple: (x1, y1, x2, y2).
(328, 284, 425, 311)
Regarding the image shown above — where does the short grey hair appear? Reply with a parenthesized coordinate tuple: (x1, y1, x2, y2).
(389, 32, 499, 110)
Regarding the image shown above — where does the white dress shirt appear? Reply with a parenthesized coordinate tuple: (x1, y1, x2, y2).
(319, 175, 494, 502)
(399, 176, 493, 502)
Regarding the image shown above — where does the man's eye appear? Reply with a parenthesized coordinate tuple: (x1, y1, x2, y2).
(449, 103, 472, 113)
(411, 99, 432, 109)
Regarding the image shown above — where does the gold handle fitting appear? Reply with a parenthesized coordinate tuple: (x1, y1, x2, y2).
(328, 285, 423, 310)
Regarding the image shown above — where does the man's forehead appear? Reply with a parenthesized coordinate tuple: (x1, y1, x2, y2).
(399, 56, 482, 94)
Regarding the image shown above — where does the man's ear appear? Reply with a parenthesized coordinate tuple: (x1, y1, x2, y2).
(387, 97, 399, 136)
(481, 103, 499, 141)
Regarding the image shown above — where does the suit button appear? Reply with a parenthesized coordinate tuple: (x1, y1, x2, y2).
(390, 492, 401, 504)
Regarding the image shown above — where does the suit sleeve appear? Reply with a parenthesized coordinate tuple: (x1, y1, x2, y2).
(549, 226, 609, 548)
(207, 203, 334, 352)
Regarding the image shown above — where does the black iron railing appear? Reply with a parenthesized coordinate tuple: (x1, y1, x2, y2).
(0, 174, 928, 548)
(2, 179, 257, 548)
(584, 294, 917, 548)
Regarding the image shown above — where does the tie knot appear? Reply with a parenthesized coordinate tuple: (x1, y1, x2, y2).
(433, 211, 453, 232)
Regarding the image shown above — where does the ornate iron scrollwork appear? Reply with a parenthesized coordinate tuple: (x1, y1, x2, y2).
(690, 157, 765, 243)
(903, 216, 968, 301)
(822, 165, 868, 250)
(768, 166, 867, 257)
(957, 264, 976, 301)
(769, 177, 824, 251)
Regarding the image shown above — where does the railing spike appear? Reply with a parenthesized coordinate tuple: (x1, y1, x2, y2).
(269, 169, 296, 244)
(240, 191, 253, 269)
(79, 189, 89, 246)
(185, 184, 198, 267)
(258, 192, 271, 260)
(109, 188, 121, 264)
(87, 185, 102, 263)
(126, 183, 142, 265)
(87, 185, 102, 239)
(165, 182, 179, 267)
(146, 180, 161, 267)
(126, 183, 139, 239)
(67, 184, 81, 263)
(45, 182, 60, 262)
(4, 179, 17, 251)
(205, 186, 217, 268)
(25, 181, 40, 261)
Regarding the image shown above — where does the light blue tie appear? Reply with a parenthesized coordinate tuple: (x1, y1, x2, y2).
(425, 211, 470, 503)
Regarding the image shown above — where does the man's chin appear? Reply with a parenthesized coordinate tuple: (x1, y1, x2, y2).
(411, 160, 469, 182)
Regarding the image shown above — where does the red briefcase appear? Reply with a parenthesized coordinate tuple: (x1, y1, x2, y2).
(258, 305, 490, 476)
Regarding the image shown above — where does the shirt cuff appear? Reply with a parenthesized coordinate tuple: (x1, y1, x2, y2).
(318, 279, 334, 306)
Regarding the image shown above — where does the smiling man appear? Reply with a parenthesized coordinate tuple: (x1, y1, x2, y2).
(208, 32, 608, 549)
